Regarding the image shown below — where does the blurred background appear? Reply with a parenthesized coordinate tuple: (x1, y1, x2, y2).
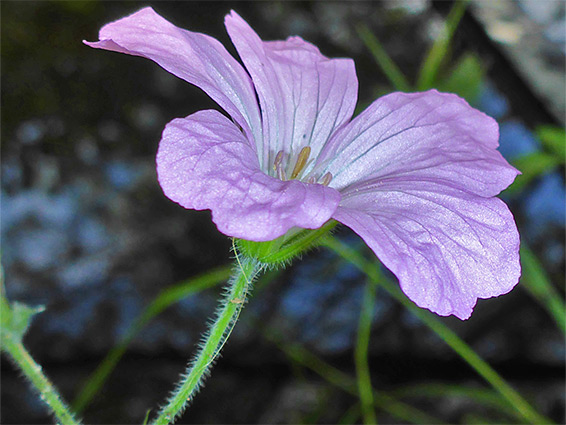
(1, 1, 564, 424)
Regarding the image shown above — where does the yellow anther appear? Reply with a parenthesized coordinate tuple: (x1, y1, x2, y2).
(290, 146, 311, 180)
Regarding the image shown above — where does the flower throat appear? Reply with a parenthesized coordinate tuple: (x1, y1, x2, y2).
(272, 146, 332, 186)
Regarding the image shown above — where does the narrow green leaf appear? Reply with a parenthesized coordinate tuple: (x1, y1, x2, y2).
(535, 125, 566, 161)
(72, 266, 231, 414)
(266, 335, 444, 425)
(355, 23, 411, 92)
(438, 53, 484, 102)
(355, 279, 378, 424)
(322, 236, 553, 425)
(392, 383, 517, 418)
(142, 409, 152, 425)
(463, 413, 508, 424)
(337, 403, 361, 425)
(520, 247, 565, 333)
(417, 0, 469, 90)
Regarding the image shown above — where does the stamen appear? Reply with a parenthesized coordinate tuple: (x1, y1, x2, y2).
(305, 176, 316, 184)
(277, 164, 287, 181)
(320, 172, 333, 186)
(273, 150, 286, 180)
(273, 150, 284, 171)
(290, 146, 311, 180)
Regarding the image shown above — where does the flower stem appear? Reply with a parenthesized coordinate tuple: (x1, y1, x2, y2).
(150, 252, 261, 425)
(355, 279, 378, 424)
(2, 336, 81, 425)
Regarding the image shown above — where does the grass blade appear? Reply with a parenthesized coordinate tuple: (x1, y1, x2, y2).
(356, 23, 411, 92)
(322, 235, 554, 425)
(72, 266, 231, 414)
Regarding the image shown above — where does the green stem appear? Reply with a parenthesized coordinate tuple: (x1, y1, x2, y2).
(2, 336, 81, 425)
(150, 254, 261, 425)
(321, 236, 553, 425)
(355, 280, 378, 424)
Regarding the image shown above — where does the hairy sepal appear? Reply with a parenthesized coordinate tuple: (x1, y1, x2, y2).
(236, 220, 338, 267)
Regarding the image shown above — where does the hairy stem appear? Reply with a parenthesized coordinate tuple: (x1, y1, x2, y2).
(2, 336, 81, 425)
(151, 253, 261, 425)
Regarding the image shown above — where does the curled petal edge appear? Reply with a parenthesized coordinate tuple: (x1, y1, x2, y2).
(84, 6, 262, 146)
(156, 110, 341, 242)
(334, 182, 521, 319)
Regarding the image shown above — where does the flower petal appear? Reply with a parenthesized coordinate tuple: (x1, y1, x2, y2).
(156, 109, 341, 241)
(84, 7, 262, 144)
(316, 90, 518, 197)
(225, 11, 358, 173)
(333, 180, 520, 319)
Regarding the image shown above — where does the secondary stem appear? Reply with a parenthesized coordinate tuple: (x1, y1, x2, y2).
(355, 279, 378, 424)
(2, 336, 81, 425)
(151, 253, 261, 425)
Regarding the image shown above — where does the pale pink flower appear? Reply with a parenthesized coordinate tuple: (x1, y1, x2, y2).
(86, 7, 520, 319)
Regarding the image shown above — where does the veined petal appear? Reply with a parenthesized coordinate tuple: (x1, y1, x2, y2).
(317, 90, 518, 197)
(156, 109, 341, 241)
(84, 7, 262, 144)
(334, 180, 520, 319)
(225, 11, 358, 173)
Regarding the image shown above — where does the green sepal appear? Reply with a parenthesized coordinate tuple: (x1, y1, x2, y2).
(236, 220, 338, 266)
